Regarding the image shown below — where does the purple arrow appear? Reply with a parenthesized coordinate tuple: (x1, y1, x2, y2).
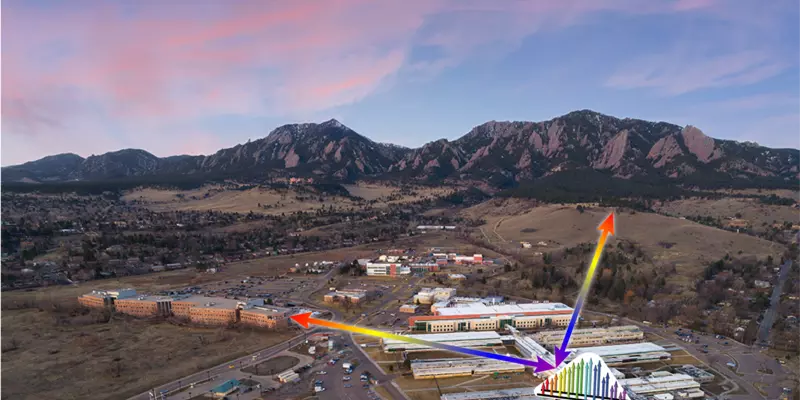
(532, 356, 556, 373)
(554, 346, 572, 367)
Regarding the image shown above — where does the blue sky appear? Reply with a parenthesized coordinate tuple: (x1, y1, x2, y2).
(2, 0, 798, 166)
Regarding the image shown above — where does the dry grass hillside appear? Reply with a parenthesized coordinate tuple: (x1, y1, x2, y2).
(465, 199, 782, 283)
(342, 182, 451, 203)
(653, 198, 798, 230)
(1, 307, 292, 400)
(123, 183, 452, 215)
(123, 186, 356, 215)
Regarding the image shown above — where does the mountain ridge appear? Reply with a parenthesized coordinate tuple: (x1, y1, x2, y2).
(3, 110, 798, 188)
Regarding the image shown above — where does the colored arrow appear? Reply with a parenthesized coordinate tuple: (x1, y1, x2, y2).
(289, 312, 541, 368)
(534, 213, 616, 373)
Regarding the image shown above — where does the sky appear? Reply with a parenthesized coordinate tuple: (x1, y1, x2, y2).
(2, 0, 799, 166)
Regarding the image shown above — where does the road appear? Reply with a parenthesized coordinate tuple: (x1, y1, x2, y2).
(302, 283, 409, 400)
(128, 329, 318, 400)
(757, 260, 792, 345)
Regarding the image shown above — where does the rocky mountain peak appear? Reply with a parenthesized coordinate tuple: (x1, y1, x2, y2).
(681, 125, 723, 163)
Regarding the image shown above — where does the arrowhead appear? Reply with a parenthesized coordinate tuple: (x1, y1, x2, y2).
(290, 312, 313, 328)
(554, 346, 572, 366)
(597, 212, 615, 236)
(532, 356, 555, 373)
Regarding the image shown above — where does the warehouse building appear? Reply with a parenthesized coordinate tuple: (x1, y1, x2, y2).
(440, 387, 538, 400)
(675, 365, 714, 383)
(324, 289, 368, 304)
(399, 304, 419, 313)
(382, 331, 503, 352)
(620, 371, 701, 396)
(410, 357, 524, 379)
(568, 343, 672, 366)
(410, 302, 573, 332)
(532, 325, 644, 348)
(413, 287, 457, 304)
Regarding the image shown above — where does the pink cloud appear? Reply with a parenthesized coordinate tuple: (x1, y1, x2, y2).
(1, 0, 747, 165)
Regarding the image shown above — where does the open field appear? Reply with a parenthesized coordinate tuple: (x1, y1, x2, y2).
(123, 183, 454, 216)
(0, 309, 293, 400)
(653, 198, 798, 230)
(342, 183, 452, 203)
(467, 200, 782, 283)
(123, 186, 358, 215)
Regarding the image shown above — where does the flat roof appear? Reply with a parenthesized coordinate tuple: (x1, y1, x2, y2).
(241, 306, 289, 316)
(571, 342, 666, 356)
(383, 331, 501, 345)
(117, 295, 174, 302)
(174, 295, 243, 309)
(440, 387, 538, 400)
(436, 302, 572, 317)
(533, 325, 642, 339)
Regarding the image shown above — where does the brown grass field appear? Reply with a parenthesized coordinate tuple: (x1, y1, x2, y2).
(653, 198, 798, 229)
(123, 183, 453, 215)
(464, 200, 783, 290)
(342, 183, 452, 203)
(1, 308, 293, 400)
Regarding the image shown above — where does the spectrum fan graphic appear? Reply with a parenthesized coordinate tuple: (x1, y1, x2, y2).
(534, 353, 630, 400)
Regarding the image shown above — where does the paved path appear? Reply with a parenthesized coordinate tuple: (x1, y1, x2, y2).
(757, 260, 792, 344)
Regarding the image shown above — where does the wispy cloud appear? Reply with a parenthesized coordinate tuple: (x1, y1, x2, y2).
(1, 0, 794, 165)
(606, 51, 791, 95)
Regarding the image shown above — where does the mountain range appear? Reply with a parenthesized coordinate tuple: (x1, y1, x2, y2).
(3, 110, 798, 188)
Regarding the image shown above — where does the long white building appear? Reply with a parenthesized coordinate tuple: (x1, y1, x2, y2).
(409, 302, 573, 332)
(620, 371, 701, 395)
(568, 343, 672, 366)
(382, 331, 503, 353)
(532, 325, 644, 348)
(410, 357, 524, 379)
(440, 388, 538, 400)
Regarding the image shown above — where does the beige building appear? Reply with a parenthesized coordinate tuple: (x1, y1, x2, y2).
(324, 289, 367, 304)
(78, 292, 110, 309)
(531, 325, 644, 348)
(115, 295, 174, 318)
(77, 288, 137, 309)
(239, 307, 290, 329)
(173, 296, 245, 326)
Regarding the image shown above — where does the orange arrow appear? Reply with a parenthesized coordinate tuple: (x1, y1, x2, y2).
(289, 312, 543, 368)
(598, 212, 615, 237)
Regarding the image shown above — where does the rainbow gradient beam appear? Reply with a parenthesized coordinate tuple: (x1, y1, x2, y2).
(290, 313, 539, 368)
(551, 212, 616, 368)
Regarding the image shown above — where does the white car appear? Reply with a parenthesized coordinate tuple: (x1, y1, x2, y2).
(343, 376, 352, 381)
(317, 371, 328, 375)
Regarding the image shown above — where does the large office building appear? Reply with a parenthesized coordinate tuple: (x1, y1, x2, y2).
(531, 325, 644, 348)
(440, 388, 538, 400)
(366, 262, 411, 277)
(409, 302, 573, 332)
(78, 288, 137, 309)
(568, 343, 671, 366)
(114, 295, 175, 318)
(410, 357, 524, 379)
(620, 371, 702, 396)
(382, 331, 503, 352)
(79, 288, 288, 328)
(239, 306, 290, 328)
